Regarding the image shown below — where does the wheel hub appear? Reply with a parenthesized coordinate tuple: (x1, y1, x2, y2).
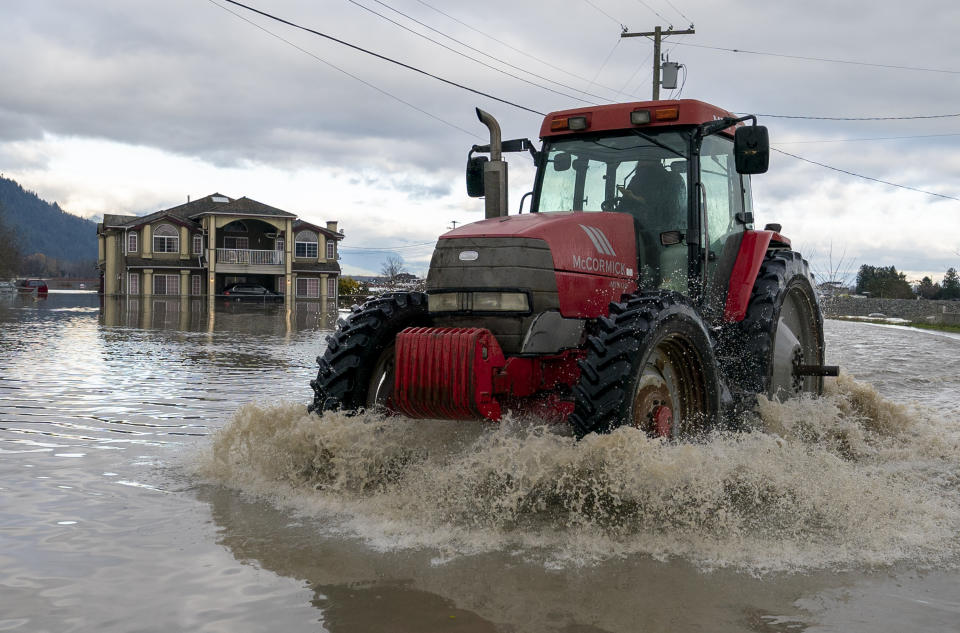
(633, 361, 675, 437)
(651, 404, 673, 437)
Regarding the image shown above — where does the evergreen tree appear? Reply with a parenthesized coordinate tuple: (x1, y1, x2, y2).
(855, 264, 914, 299)
(917, 276, 938, 299)
(942, 267, 960, 300)
(0, 204, 23, 278)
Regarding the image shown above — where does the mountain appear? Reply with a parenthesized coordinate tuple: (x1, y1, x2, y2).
(0, 176, 98, 263)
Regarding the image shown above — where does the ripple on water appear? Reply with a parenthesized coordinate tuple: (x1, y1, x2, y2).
(193, 374, 960, 574)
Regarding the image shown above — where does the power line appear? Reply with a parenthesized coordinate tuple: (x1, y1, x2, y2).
(632, 0, 673, 26)
(662, 0, 693, 27)
(582, 0, 626, 29)
(773, 132, 960, 145)
(773, 148, 959, 202)
(755, 112, 960, 121)
(370, 0, 617, 102)
(673, 41, 960, 75)
(218, 0, 546, 116)
(204, 0, 479, 138)
(345, 0, 601, 105)
(588, 38, 623, 91)
(207, 2, 958, 206)
(412, 0, 641, 102)
(341, 241, 437, 251)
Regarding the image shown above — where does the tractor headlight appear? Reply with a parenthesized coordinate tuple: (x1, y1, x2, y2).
(472, 292, 529, 312)
(428, 292, 461, 312)
(428, 291, 530, 313)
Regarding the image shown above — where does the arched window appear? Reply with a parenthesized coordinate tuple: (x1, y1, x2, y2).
(222, 220, 248, 233)
(222, 221, 249, 249)
(153, 224, 179, 253)
(295, 231, 318, 258)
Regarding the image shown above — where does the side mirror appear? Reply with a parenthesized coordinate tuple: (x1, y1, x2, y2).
(553, 152, 571, 172)
(734, 126, 769, 174)
(466, 155, 487, 197)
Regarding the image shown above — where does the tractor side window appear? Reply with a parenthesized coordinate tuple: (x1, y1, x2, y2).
(700, 135, 746, 303)
(699, 135, 743, 256)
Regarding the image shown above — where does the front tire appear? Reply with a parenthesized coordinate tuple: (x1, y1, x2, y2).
(309, 292, 428, 414)
(569, 292, 721, 439)
(720, 250, 825, 406)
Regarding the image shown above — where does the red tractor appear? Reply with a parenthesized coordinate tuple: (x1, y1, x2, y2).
(310, 99, 837, 438)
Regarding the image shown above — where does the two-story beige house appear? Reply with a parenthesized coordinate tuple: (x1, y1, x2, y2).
(97, 194, 342, 300)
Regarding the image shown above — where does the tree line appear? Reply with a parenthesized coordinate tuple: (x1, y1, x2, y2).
(0, 204, 96, 279)
(855, 264, 960, 300)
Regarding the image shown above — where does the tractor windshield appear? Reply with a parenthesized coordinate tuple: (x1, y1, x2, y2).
(533, 130, 690, 225)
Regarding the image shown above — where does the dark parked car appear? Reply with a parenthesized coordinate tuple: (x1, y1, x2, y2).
(221, 283, 280, 301)
(17, 279, 49, 294)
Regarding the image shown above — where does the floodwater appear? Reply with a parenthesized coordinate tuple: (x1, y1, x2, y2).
(2, 292, 959, 633)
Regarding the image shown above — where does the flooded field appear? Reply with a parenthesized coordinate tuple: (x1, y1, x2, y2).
(2, 292, 959, 632)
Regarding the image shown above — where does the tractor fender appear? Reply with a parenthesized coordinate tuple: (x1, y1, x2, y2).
(723, 230, 791, 322)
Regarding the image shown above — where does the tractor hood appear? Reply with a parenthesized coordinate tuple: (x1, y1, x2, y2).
(441, 212, 638, 280)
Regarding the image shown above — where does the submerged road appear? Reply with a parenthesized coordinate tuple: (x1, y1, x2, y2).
(1, 293, 958, 632)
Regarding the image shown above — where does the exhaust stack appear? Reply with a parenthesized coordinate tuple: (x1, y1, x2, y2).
(476, 108, 508, 219)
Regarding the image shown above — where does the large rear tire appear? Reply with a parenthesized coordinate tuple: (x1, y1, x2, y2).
(309, 292, 428, 414)
(569, 292, 722, 439)
(720, 250, 825, 407)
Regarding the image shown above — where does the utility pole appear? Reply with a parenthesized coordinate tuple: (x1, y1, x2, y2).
(621, 26, 695, 100)
(448, 220, 459, 230)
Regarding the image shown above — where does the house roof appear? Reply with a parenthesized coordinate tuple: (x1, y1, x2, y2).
(292, 262, 342, 274)
(102, 194, 300, 231)
(189, 196, 297, 219)
(102, 214, 138, 228)
(127, 210, 201, 231)
(293, 219, 343, 240)
(101, 194, 341, 240)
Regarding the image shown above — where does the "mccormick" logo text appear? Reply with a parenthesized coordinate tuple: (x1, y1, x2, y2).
(572, 255, 630, 276)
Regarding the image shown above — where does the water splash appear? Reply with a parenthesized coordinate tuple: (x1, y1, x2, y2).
(194, 375, 960, 573)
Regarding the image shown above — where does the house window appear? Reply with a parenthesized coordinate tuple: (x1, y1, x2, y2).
(154, 274, 180, 295)
(296, 277, 320, 297)
(153, 224, 179, 253)
(128, 272, 139, 295)
(127, 232, 138, 253)
(326, 241, 335, 259)
(223, 220, 248, 233)
(192, 234, 203, 255)
(223, 236, 249, 250)
(295, 231, 318, 258)
(327, 277, 337, 299)
(276, 237, 284, 253)
(191, 275, 202, 295)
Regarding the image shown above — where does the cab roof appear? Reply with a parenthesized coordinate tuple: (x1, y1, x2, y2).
(539, 99, 738, 139)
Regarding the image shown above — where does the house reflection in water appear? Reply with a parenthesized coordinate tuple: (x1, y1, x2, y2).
(99, 296, 339, 334)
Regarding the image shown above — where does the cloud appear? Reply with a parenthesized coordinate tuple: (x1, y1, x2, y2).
(0, 0, 958, 277)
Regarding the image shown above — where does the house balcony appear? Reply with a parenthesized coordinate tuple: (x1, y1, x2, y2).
(215, 248, 285, 274)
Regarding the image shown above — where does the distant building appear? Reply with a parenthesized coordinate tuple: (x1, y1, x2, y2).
(96, 193, 342, 300)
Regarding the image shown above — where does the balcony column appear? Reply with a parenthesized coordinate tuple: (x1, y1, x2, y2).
(207, 219, 217, 296)
(142, 225, 152, 259)
(285, 218, 293, 306)
(179, 270, 189, 298)
(143, 269, 153, 297)
(104, 233, 118, 295)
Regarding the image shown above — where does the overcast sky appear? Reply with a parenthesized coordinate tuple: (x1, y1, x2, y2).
(1, 0, 958, 280)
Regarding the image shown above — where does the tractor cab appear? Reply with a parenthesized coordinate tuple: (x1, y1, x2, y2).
(467, 99, 770, 317)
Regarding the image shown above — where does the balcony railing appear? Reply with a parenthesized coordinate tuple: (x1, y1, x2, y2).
(216, 248, 284, 265)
